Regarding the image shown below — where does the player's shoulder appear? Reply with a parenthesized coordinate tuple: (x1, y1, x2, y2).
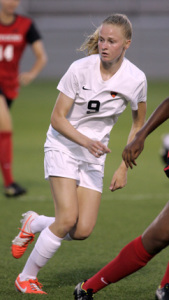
(70, 54, 99, 70)
(124, 58, 146, 80)
(15, 14, 33, 27)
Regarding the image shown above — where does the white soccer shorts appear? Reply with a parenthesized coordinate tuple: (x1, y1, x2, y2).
(44, 150, 104, 193)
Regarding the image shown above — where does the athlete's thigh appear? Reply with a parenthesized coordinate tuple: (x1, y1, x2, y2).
(70, 161, 103, 238)
(0, 95, 12, 130)
(49, 176, 78, 218)
(71, 186, 102, 239)
(77, 186, 101, 227)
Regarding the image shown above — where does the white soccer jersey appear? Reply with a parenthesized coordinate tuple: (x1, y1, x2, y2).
(44, 54, 147, 165)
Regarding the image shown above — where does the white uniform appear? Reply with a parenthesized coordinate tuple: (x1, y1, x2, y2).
(44, 54, 147, 166)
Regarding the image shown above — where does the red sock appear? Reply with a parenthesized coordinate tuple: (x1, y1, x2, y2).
(160, 262, 169, 287)
(0, 131, 14, 186)
(83, 236, 154, 293)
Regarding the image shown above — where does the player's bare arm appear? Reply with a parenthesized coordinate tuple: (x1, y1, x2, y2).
(19, 40, 48, 86)
(109, 101, 146, 191)
(51, 92, 111, 158)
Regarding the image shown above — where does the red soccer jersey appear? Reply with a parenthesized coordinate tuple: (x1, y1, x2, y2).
(0, 14, 41, 99)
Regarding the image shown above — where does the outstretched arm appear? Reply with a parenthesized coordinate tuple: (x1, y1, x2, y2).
(122, 97, 169, 169)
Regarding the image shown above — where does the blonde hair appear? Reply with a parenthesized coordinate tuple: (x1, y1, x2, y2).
(79, 13, 132, 56)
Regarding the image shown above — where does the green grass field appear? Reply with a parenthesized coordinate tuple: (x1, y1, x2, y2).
(0, 80, 169, 300)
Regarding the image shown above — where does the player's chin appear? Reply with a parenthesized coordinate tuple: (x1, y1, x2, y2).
(100, 56, 113, 65)
(101, 55, 110, 61)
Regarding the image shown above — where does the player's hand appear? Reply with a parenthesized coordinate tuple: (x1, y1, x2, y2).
(87, 140, 111, 158)
(19, 72, 35, 86)
(122, 138, 145, 169)
(109, 165, 127, 191)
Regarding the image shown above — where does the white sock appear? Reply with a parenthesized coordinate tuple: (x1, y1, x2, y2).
(31, 216, 55, 234)
(19, 249, 44, 281)
(20, 227, 63, 280)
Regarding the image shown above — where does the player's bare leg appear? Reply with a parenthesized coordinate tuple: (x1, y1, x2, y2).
(142, 201, 169, 300)
(0, 95, 26, 196)
(69, 186, 101, 240)
(0, 95, 12, 131)
(49, 177, 79, 238)
(46, 176, 101, 241)
(142, 201, 169, 254)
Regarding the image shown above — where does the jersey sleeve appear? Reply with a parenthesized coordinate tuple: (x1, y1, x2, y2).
(130, 77, 147, 111)
(57, 63, 79, 99)
(26, 22, 42, 44)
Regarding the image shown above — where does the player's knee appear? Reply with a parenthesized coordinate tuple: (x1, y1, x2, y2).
(75, 223, 94, 240)
(61, 214, 77, 233)
(151, 226, 169, 251)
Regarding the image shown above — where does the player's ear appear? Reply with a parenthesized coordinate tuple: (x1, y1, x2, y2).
(124, 39, 131, 50)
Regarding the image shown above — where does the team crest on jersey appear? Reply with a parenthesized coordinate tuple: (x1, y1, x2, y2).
(110, 91, 117, 98)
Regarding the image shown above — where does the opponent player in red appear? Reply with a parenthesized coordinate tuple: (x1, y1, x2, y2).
(0, 0, 47, 197)
(73, 97, 169, 300)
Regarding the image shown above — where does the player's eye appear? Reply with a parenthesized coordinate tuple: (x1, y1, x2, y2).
(98, 37, 104, 42)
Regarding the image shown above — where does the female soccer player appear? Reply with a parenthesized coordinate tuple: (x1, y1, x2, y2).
(12, 13, 147, 294)
(73, 97, 169, 300)
(0, 0, 47, 197)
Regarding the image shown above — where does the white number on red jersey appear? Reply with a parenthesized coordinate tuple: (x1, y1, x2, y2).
(0, 45, 14, 61)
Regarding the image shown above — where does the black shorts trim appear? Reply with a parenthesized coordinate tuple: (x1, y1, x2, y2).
(0, 89, 13, 108)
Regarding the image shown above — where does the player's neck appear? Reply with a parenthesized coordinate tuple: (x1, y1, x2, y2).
(100, 58, 124, 81)
(0, 11, 16, 25)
